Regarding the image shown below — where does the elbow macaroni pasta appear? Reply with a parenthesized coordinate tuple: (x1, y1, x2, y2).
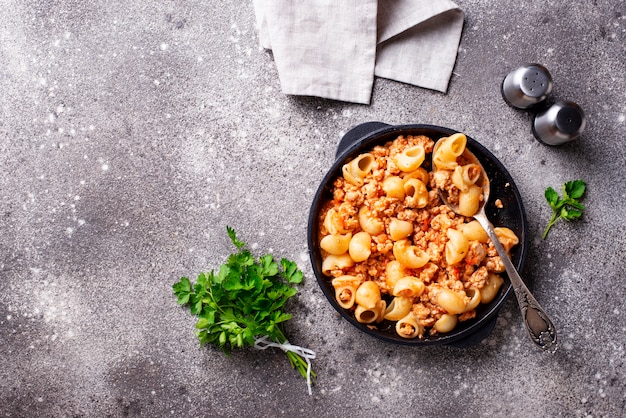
(394, 144, 425, 172)
(389, 218, 413, 241)
(392, 276, 425, 298)
(324, 208, 351, 235)
(384, 296, 413, 321)
(433, 314, 458, 333)
(321, 253, 354, 276)
(355, 280, 381, 309)
(358, 206, 385, 235)
(445, 228, 470, 265)
(318, 133, 519, 339)
(458, 184, 483, 217)
(396, 312, 423, 339)
(433, 133, 466, 170)
(348, 231, 372, 262)
(382, 176, 405, 199)
(384, 260, 407, 291)
(452, 164, 481, 191)
(494, 227, 520, 253)
(457, 220, 489, 243)
(331, 276, 360, 309)
(403, 178, 429, 208)
(320, 232, 352, 255)
(342, 153, 375, 186)
(393, 239, 430, 269)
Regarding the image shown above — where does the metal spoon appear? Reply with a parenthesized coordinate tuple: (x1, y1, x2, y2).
(435, 144, 558, 352)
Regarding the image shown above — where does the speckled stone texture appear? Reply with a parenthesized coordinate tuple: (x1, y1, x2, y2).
(1, 0, 624, 417)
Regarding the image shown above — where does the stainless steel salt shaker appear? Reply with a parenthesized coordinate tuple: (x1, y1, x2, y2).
(532, 101, 586, 145)
(502, 64, 553, 109)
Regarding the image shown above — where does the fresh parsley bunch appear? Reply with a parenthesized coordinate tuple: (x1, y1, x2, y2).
(542, 180, 586, 239)
(173, 227, 314, 382)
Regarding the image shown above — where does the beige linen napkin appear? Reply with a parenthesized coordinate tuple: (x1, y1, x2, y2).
(253, 0, 464, 104)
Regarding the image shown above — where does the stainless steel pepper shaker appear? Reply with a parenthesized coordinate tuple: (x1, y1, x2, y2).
(502, 64, 553, 109)
(532, 101, 586, 145)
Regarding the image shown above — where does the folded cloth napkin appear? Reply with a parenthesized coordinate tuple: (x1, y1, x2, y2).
(253, 0, 464, 104)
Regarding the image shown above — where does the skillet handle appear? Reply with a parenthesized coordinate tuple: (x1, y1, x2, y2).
(335, 122, 390, 160)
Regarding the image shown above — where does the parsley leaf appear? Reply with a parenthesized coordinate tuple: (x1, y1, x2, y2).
(542, 180, 587, 239)
(172, 277, 192, 305)
(172, 227, 315, 385)
(226, 226, 246, 249)
(281, 258, 304, 284)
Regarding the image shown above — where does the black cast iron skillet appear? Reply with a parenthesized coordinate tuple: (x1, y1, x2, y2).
(307, 122, 529, 347)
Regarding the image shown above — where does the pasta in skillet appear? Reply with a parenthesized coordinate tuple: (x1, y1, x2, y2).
(318, 133, 519, 339)
(343, 153, 375, 186)
(433, 133, 466, 170)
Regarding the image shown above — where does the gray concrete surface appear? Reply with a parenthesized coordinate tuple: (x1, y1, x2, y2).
(1, 0, 625, 417)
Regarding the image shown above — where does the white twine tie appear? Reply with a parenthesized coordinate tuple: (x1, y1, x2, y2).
(254, 336, 316, 395)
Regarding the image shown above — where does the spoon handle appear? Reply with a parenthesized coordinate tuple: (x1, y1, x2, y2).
(474, 214, 558, 352)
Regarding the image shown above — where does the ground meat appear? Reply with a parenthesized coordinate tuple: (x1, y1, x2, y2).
(363, 180, 381, 200)
(419, 262, 439, 283)
(396, 208, 418, 222)
(486, 242, 499, 257)
(412, 303, 431, 320)
(337, 202, 359, 231)
(430, 213, 453, 231)
(429, 169, 461, 205)
(372, 233, 393, 254)
(338, 288, 353, 305)
(484, 256, 505, 273)
(465, 241, 487, 266)
(427, 189, 441, 208)
(431, 170, 450, 190)
(466, 266, 489, 289)
(345, 190, 362, 205)
(426, 241, 444, 264)
(333, 188, 345, 202)
(412, 229, 427, 248)
(458, 310, 476, 322)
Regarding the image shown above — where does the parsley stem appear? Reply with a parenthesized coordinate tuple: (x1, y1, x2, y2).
(542, 212, 559, 239)
(275, 328, 315, 379)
